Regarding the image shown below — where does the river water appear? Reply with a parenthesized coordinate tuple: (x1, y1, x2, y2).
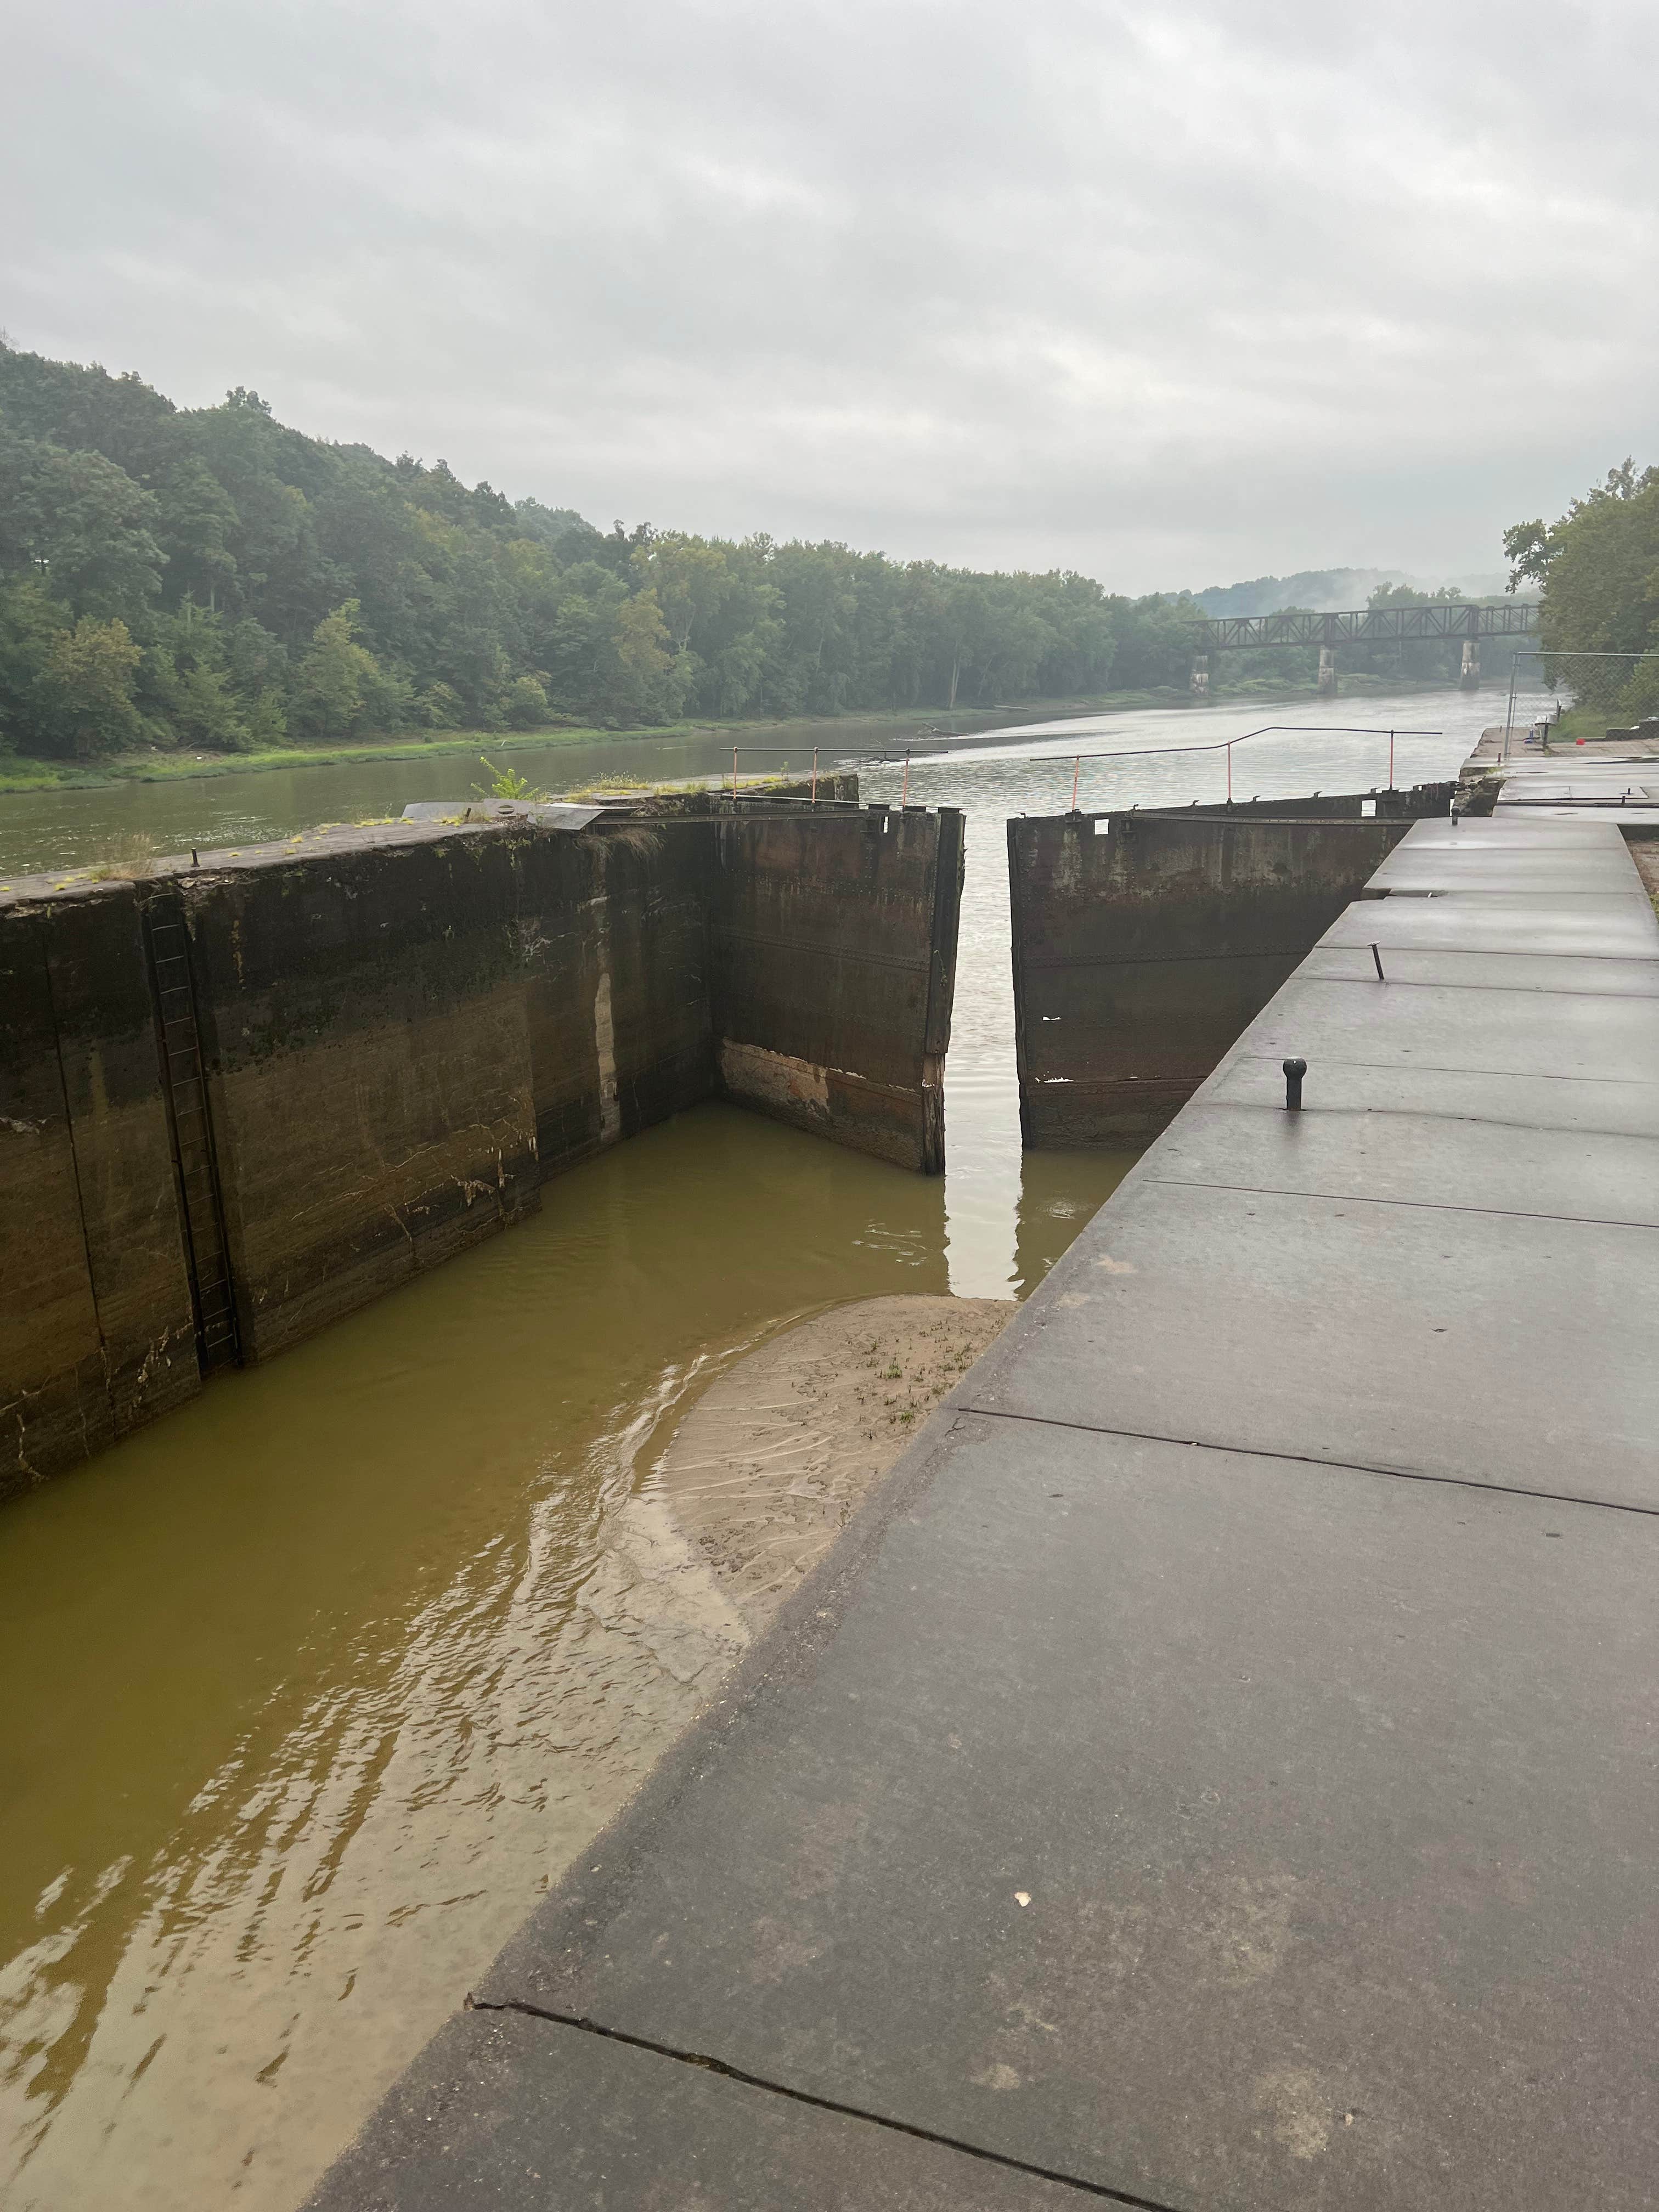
(0, 688, 1490, 2208)
(0, 716, 980, 883)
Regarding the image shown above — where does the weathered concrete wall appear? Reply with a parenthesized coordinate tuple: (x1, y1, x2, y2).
(520, 820, 714, 1176)
(2, 790, 961, 1495)
(184, 833, 544, 1365)
(710, 804, 963, 1171)
(1, 888, 198, 1500)
(1009, 786, 1455, 1146)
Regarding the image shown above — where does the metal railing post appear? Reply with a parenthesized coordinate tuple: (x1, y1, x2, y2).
(1503, 661, 1518, 761)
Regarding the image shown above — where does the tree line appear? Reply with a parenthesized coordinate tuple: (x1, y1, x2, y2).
(0, 342, 1513, 761)
(0, 345, 1207, 759)
(1505, 460, 1659, 720)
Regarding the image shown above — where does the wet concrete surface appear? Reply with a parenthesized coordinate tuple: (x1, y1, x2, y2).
(1297, 943, 1659, 994)
(1151, 1096, 1659, 1223)
(313, 2007, 1104, 2210)
(1367, 843, 1644, 893)
(1491, 758, 1659, 827)
(1322, 893, 1659, 956)
(1229, 966, 1659, 1080)
(307, 817, 1659, 2208)
(452, 1424, 1658, 2211)
(975, 1177, 1659, 1506)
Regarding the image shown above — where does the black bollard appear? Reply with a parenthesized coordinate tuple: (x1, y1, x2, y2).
(1283, 1057, 1306, 1111)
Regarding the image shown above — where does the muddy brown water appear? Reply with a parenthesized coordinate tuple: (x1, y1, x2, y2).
(0, 717, 974, 882)
(0, 691, 1486, 2207)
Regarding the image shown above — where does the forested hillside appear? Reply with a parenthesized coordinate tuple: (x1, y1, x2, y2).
(0, 346, 1206, 759)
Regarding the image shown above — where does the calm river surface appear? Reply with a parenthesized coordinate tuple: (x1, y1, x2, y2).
(0, 689, 1490, 2207)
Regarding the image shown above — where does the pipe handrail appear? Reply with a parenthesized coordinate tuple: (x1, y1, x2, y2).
(716, 721, 1442, 764)
(723, 723, 1443, 803)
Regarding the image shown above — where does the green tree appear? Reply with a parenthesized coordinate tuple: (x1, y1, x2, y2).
(33, 447, 166, 618)
(0, 431, 166, 618)
(33, 616, 144, 756)
(1095, 592, 1199, 692)
(1506, 460, 1659, 657)
(138, 607, 261, 751)
(289, 600, 397, 742)
(505, 673, 550, 727)
(413, 680, 467, 729)
(155, 455, 240, 610)
(0, 577, 68, 752)
(611, 589, 690, 722)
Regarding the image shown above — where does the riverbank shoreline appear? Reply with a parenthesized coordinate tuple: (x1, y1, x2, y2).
(0, 673, 1457, 797)
(0, 703, 1068, 795)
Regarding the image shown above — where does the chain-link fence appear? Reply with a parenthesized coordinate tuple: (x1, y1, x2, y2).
(1503, 651, 1659, 756)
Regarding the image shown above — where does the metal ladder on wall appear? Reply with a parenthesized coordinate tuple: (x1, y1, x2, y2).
(143, 902, 241, 1373)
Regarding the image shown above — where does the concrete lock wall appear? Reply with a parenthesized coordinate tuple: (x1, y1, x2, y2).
(519, 817, 715, 1177)
(1, 894, 200, 1491)
(1009, 787, 1456, 1147)
(712, 805, 963, 1171)
(186, 832, 545, 1367)
(0, 792, 960, 1500)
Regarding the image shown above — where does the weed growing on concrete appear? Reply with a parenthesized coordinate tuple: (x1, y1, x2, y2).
(562, 774, 656, 799)
(84, 831, 159, 881)
(473, 757, 550, 801)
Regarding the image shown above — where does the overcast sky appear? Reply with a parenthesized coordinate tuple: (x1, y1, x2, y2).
(5, 0, 1657, 592)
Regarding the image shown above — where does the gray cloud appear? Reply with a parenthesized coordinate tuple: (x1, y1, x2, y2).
(5, 0, 1657, 587)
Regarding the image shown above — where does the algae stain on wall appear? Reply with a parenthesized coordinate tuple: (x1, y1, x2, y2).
(590, 887, 622, 1148)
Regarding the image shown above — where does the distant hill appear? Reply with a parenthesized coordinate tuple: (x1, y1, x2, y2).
(1195, 567, 1525, 616)
(1193, 569, 1407, 617)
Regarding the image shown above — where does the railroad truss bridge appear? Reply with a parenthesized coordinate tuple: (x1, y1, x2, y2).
(1189, 598, 1538, 697)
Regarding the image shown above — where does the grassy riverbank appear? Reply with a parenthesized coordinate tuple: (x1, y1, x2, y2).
(0, 702, 1086, 796)
(0, 672, 1459, 798)
(1547, 704, 1659, 747)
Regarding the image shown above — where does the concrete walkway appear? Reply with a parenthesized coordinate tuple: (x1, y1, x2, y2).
(309, 818, 1659, 2211)
(1461, 713, 1659, 824)
(1492, 755, 1659, 826)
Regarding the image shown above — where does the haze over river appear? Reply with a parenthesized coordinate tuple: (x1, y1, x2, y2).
(0, 689, 1490, 2207)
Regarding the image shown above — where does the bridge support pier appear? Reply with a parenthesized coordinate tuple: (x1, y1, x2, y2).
(1189, 654, 1209, 700)
(1460, 640, 1480, 690)
(1317, 646, 1338, 698)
